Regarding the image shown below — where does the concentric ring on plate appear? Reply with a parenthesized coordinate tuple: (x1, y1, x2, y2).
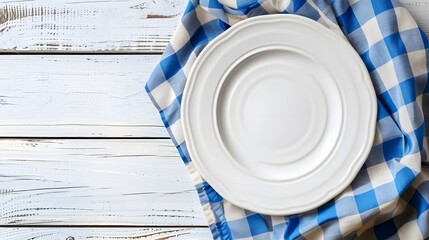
(182, 14, 377, 215)
(214, 45, 343, 182)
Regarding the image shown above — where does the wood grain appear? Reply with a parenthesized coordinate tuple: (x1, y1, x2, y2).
(0, 227, 211, 240)
(0, 0, 426, 53)
(0, 0, 187, 53)
(0, 139, 206, 226)
(0, 55, 166, 138)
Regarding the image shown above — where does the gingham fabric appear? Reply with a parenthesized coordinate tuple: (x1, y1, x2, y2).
(146, 0, 429, 239)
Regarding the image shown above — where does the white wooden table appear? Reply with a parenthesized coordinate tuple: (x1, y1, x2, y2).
(0, 1, 427, 239)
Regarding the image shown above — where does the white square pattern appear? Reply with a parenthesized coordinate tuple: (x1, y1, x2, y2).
(170, 22, 190, 52)
(338, 214, 362, 236)
(223, 200, 247, 221)
(367, 162, 394, 188)
(395, 7, 418, 32)
(398, 220, 425, 240)
(150, 81, 177, 110)
(169, 119, 185, 145)
(376, 60, 399, 90)
(360, 17, 384, 46)
(398, 105, 414, 133)
(408, 50, 428, 77)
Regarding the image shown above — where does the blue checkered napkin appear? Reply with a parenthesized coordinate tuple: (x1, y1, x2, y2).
(146, 0, 429, 239)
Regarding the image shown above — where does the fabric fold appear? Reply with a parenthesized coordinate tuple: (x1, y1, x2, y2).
(146, 0, 429, 239)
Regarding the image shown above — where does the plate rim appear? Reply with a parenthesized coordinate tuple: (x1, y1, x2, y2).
(182, 14, 377, 215)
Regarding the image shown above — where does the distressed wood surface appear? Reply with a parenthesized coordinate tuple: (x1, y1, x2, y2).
(0, 227, 211, 240)
(0, 0, 427, 238)
(0, 0, 426, 53)
(0, 0, 187, 53)
(0, 55, 167, 138)
(0, 139, 206, 226)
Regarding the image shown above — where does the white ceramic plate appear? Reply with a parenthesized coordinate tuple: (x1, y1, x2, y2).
(182, 14, 377, 215)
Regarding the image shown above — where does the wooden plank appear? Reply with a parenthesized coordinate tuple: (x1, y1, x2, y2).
(0, 139, 206, 226)
(0, 227, 212, 240)
(0, 0, 426, 53)
(0, 55, 166, 138)
(0, 0, 187, 53)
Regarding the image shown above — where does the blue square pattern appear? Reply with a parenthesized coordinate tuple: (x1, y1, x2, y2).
(348, 28, 368, 54)
(145, 0, 429, 239)
(376, 9, 398, 37)
(240, 1, 263, 15)
(355, 189, 379, 213)
(317, 201, 338, 225)
(368, 40, 393, 69)
(384, 32, 408, 59)
(335, 196, 360, 218)
(386, 158, 412, 179)
(382, 136, 405, 161)
(409, 187, 429, 218)
(145, 65, 166, 94)
(203, 19, 230, 41)
(183, 0, 196, 15)
(374, 182, 399, 204)
(330, 0, 351, 15)
(363, 146, 385, 170)
(384, 84, 407, 110)
(295, 1, 321, 22)
(322, 221, 342, 240)
(181, 9, 199, 36)
(392, 54, 413, 83)
(159, 98, 181, 128)
(379, 89, 400, 113)
(261, 215, 274, 232)
(168, 70, 187, 97)
(284, 216, 301, 239)
(229, 218, 253, 239)
(176, 142, 190, 164)
(416, 180, 429, 206)
(200, 0, 224, 9)
(272, 221, 287, 239)
(350, 0, 375, 26)
(351, 170, 374, 195)
(421, 28, 429, 47)
(369, 71, 387, 94)
(415, 72, 428, 96)
(361, 50, 377, 72)
(247, 214, 271, 236)
(401, 28, 425, 52)
(374, 219, 397, 239)
(394, 167, 417, 195)
(415, 123, 426, 150)
(418, 213, 429, 238)
(376, 100, 391, 120)
(160, 53, 182, 80)
(195, 182, 223, 204)
(162, 44, 176, 59)
(189, 26, 209, 48)
(288, 0, 306, 13)
(294, 210, 318, 235)
(371, 0, 394, 15)
(175, 42, 194, 67)
(336, 6, 361, 34)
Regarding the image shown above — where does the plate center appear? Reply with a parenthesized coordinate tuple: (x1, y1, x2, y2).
(243, 75, 315, 151)
(216, 47, 329, 179)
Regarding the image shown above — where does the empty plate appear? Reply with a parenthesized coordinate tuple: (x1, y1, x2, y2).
(182, 14, 377, 215)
